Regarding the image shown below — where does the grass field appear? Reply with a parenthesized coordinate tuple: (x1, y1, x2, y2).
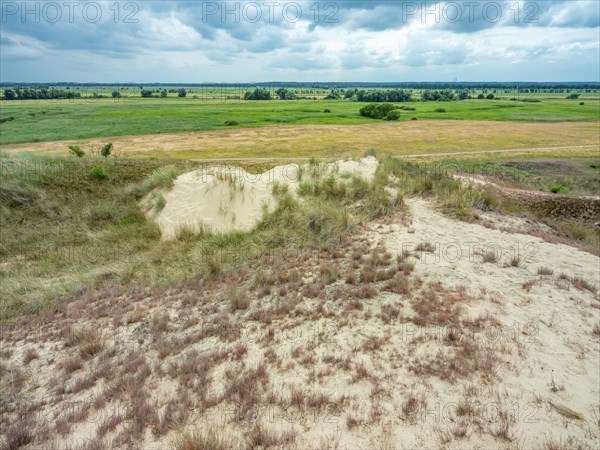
(1, 95, 598, 145)
(3, 120, 598, 160)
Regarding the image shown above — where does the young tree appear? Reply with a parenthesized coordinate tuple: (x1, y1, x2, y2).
(178, 88, 187, 97)
(68, 145, 85, 157)
(100, 143, 113, 158)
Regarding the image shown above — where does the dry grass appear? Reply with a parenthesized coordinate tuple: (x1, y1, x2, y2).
(172, 427, 240, 450)
(227, 286, 251, 312)
(64, 326, 104, 358)
(247, 424, 297, 449)
(538, 266, 554, 275)
(6, 121, 598, 160)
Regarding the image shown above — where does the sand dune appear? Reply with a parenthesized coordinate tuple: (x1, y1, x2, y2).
(154, 156, 379, 238)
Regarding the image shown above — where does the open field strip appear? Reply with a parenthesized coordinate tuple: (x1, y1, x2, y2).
(1, 121, 598, 160)
(1, 97, 598, 145)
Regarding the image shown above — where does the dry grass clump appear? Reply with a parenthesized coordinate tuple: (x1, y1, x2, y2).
(227, 286, 251, 312)
(64, 326, 104, 358)
(415, 241, 435, 253)
(320, 262, 340, 284)
(222, 363, 270, 420)
(481, 249, 499, 263)
(172, 427, 240, 450)
(247, 424, 297, 449)
(538, 266, 554, 275)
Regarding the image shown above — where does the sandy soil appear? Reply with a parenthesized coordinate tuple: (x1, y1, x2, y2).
(1, 168, 599, 449)
(152, 157, 379, 238)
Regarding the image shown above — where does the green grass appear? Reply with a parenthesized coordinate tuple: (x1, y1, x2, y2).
(1, 149, 597, 320)
(1, 95, 598, 145)
(0, 151, 399, 320)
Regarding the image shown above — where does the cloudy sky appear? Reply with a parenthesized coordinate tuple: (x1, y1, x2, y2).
(1, 0, 599, 82)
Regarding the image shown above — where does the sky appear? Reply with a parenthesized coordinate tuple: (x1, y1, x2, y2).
(1, 0, 599, 82)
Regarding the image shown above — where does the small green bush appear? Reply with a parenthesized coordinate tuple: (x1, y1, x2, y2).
(434, 108, 446, 113)
(549, 184, 564, 194)
(359, 103, 399, 119)
(385, 110, 402, 121)
(100, 143, 113, 158)
(0, 116, 15, 124)
(68, 145, 85, 157)
(89, 166, 108, 179)
(579, 102, 585, 105)
(224, 120, 239, 126)
(323, 108, 331, 113)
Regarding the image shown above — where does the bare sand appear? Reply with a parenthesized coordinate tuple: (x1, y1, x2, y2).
(153, 157, 379, 238)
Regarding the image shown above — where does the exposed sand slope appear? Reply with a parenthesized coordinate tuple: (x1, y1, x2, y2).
(154, 157, 379, 238)
(1, 199, 598, 449)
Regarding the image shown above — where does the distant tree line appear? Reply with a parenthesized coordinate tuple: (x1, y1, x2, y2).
(346, 88, 413, 102)
(421, 90, 456, 101)
(2, 87, 81, 100)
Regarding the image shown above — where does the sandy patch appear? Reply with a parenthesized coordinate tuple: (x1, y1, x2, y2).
(153, 156, 379, 238)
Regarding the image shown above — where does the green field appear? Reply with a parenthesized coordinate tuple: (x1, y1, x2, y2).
(1, 94, 598, 145)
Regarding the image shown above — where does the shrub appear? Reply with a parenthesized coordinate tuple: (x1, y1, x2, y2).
(224, 120, 239, 126)
(323, 108, 331, 113)
(385, 110, 402, 121)
(89, 166, 108, 179)
(486, 93, 495, 100)
(549, 184, 564, 194)
(244, 88, 272, 100)
(100, 143, 113, 158)
(111, 91, 121, 98)
(580, 102, 585, 105)
(477, 94, 485, 99)
(0, 116, 15, 123)
(69, 145, 85, 157)
(178, 88, 187, 98)
(434, 108, 446, 113)
(359, 103, 399, 119)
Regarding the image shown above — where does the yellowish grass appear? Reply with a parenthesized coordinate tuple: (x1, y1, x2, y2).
(2, 120, 598, 160)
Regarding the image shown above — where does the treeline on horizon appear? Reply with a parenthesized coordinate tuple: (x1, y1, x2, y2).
(2, 85, 598, 101)
(1, 81, 599, 90)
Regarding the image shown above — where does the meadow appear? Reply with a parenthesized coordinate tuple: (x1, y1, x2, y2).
(0, 93, 598, 146)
